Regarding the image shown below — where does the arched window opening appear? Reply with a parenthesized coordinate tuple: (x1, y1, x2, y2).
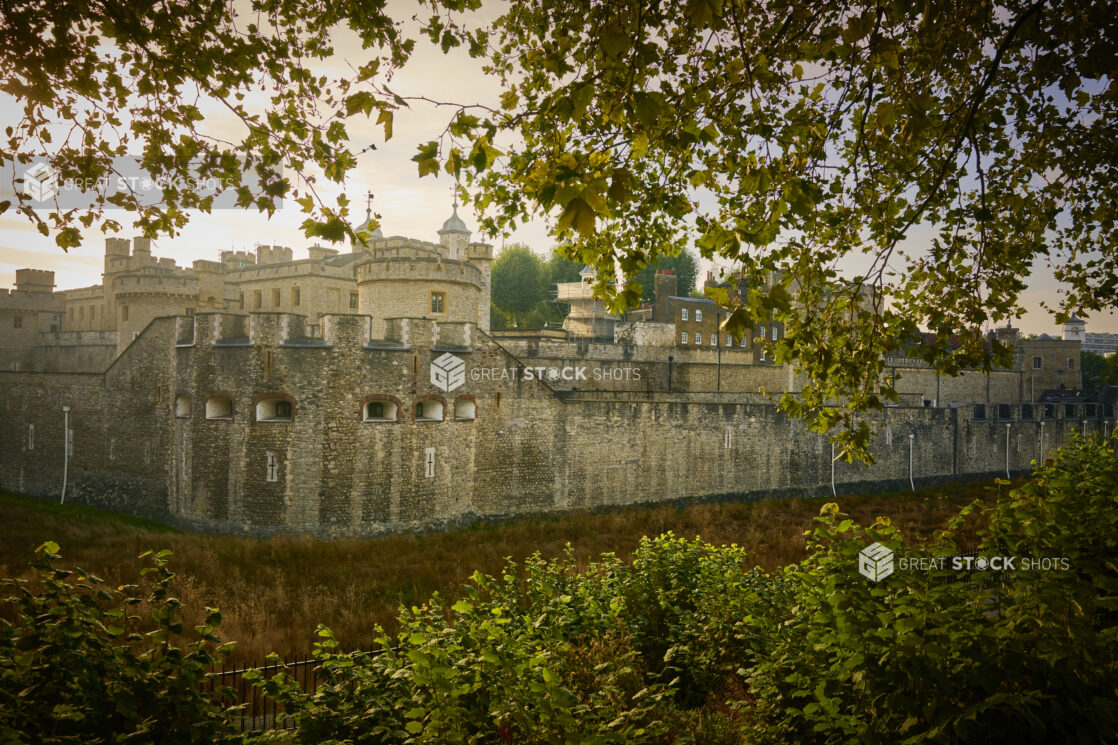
(205, 396, 233, 420)
(364, 399, 398, 422)
(415, 400, 444, 422)
(256, 397, 294, 422)
(454, 398, 476, 421)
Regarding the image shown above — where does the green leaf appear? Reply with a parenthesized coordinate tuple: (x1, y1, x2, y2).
(376, 109, 393, 141)
(556, 196, 597, 238)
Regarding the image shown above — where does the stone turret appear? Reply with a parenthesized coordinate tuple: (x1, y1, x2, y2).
(437, 202, 470, 260)
(14, 269, 54, 294)
(1064, 315, 1086, 343)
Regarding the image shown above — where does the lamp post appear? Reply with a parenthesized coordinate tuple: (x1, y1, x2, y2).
(60, 405, 70, 504)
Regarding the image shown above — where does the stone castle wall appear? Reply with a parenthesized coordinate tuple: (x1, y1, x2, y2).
(0, 312, 1105, 538)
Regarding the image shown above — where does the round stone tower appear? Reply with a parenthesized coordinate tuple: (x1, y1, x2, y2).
(356, 205, 489, 338)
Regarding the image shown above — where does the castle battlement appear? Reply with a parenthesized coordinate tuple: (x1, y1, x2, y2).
(113, 274, 200, 295)
(356, 255, 484, 286)
(14, 268, 55, 293)
(58, 285, 107, 300)
(228, 259, 353, 281)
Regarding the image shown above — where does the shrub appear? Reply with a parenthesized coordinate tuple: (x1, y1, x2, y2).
(0, 543, 241, 745)
(255, 560, 672, 744)
(745, 434, 1118, 744)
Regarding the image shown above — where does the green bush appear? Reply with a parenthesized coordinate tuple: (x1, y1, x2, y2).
(616, 534, 789, 707)
(745, 433, 1118, 744)
(0, 544, 241, 745)
(7, 436, 1115, 745)
(255, 557, 672, 744)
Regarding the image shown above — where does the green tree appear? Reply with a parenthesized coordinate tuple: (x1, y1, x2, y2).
(1081, 351, 1118, 390)
(422, 0, 1117, 459)
(631, 250, 699, 304)
(0, 0, 438, 246)
(490, 243, 547, 327)
(547, 247, 584, 286)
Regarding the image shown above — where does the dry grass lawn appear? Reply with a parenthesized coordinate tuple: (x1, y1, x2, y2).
(0, 480, 1004, 663)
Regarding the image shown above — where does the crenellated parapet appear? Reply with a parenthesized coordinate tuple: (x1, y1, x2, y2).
(356, 255, 484, 286)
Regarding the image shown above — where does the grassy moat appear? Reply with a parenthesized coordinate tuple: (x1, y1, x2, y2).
(0, 480, 1001, 663)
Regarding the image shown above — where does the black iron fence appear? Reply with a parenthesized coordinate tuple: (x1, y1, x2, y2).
(208, 656, 320, 733)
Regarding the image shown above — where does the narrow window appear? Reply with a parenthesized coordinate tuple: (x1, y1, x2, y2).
(681, 308, 688, 321)
(430, 291, 446, 314)
(740, 336, 747, 348)
(264, 349, 273, 371)
(710, 334, 717, 346)
(253, 291, 262, 309)
(757, 325, 765, 341)
(349, 292, 358, 309)
(424, 447, 435, 478)
(726, 334, 732, 347)
(121, 305, 129, 321)
(272, 288, 281, 308)
(27, 424, 34, 450)
(681, 332, 688, 344)
(239, 292, 245, 310)
(13, 315, 22, 329)
(266, 451, 278, 482)
(723, 427, 731, 449)
(1033, 356, 1042, 369)
(1067, 357, 1075, 370)
(79, 307, 84, 321)
(695, 332, 702, 345)
(416, 402, 424, 418)
(772, 326, 778, 341)
(695, 309, 702, 322)
(291, 287, 301, 307)
(108, 438, 115, 461)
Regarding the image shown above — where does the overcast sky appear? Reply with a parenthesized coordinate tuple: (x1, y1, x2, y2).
(1, 1, 1113, 336)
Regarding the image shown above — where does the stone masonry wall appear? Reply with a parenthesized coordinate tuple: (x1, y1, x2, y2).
(0, 313, 1106, 537)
